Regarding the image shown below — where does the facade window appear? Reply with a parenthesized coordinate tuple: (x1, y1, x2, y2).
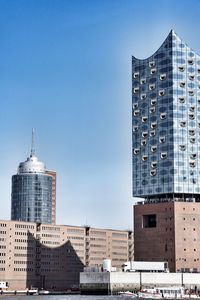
(189, 90, 194, 96)
(179, 97, 185, 103)
(133, 72, 139, 78)
(149, 61, 155, 67)
(133, 103, 138, 109)
(142, 116, 148, 122)
(133, 126, 138, 132)
(133, 149, 140, 155)
(160, 113, 167, 120)
(150, 68, 156, 74)
(150, 170, 156, 176)
(149, 84, 155, 90)
(161, 152, 167, 159)
(190, 161, 196, 168)
(188, 59, 194, 65)
(189, 75, 195, 80)
(151, 162, 157, 168)
(134, 87, 139, 93)
(150, 130, 156, 137)
(189, 113, 195, 120)
(189, 130, 195, 136)
(180, 82, 185, 88)
(178, 66, 185, 72)
(159, 89, 165, 96)
(151, 146, 157, 153)
(140, 94, 146, 100)
(143, 214, 157, 228)
(140, 78, 146, 84)
(159, 136, 165, 143)
(160, 74, 166, 80)
(180, 121, 186, 127)
(142, 155, 148, 161)
(141, 140, 147, 146)
(190, 106, 195, 112)
(151, 99, 157, 105)
(142, 132, 148, 138)
(151, 122, 157, 129)
(133, 109, 140, 116)
(149, 107, 156, 113)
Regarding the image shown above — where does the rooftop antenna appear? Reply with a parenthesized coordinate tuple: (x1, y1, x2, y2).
(31, 128, 35, 157)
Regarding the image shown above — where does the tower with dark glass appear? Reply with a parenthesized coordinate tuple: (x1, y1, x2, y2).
(133, 30, 200, 272)
(11, 131, 52, 224)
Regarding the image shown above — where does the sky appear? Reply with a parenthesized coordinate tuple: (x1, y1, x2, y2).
(1, 0, 200, 230)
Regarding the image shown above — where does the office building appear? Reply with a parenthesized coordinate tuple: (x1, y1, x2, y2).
(132, 30, 200, 271)
(11, 131, 52, 224)
(0, 220, 133, 290)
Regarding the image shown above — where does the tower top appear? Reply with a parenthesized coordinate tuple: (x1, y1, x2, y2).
(17, 129, 46, 174)
(30, 128, 35, 157)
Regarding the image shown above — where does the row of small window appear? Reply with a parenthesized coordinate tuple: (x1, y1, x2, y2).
(134, 96, 200, 106)
(134, 148, 167, 158)
(14, 261, 34, 265)
(133, 110, 167, 119)
(134, 61, 200, 77)
(133, 129, 157, 137)
(0, 260, 5, 264)
(140, 157, 167, 164)
(134, 87, 197, 97)
(133, 121, 163, 132)
(179, 82, 199, 89)
(133, 86, 166, 94)
(15, 224, 34, 229)
(134, 127, 163, 137)
(133, 99, 157, 109)
(178, 63, 200, 71)
(140, 138, 165, 147)
(134, 111, 197, 121)
(179, 97, 200, 104)
(14, 268, 34, 272)
(134, 74, 167, 83)
(134, 130, 166, 146)
(15, 231, 29, 236)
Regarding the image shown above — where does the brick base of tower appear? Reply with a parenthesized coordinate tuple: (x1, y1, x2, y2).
(134, 201, 200, 272)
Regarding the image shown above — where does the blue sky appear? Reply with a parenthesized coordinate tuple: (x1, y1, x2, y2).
(0, 0, 200, 229)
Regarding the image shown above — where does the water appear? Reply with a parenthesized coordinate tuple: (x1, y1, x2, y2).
(0, 296, 120, 300)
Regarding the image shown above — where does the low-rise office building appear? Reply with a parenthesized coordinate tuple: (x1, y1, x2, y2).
(0, 220, 133, 290)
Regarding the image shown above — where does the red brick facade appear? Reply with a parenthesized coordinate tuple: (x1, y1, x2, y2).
(134, 202, 200, 272)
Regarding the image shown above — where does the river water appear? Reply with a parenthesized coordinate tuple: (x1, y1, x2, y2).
(0, 296, 120, 300)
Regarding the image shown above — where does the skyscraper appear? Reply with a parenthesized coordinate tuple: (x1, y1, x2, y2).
(45, 170, 56, 224)
(133, 30, 200, 272)
(133, 30, 200, 199)
(11, 130, 52, 224)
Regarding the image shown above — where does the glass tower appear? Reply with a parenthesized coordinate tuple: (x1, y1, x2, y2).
(132, 30, 200, 202)
(11, 132, 52, 223)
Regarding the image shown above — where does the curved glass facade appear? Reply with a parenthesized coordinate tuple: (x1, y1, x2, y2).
(11, 174, 52, 224)
(132, 30, 200, 200)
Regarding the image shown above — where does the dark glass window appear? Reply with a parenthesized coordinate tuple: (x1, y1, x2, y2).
(143, 214, 157, 228)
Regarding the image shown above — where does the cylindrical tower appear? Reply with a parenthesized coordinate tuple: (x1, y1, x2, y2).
(11, 131, 52, 224)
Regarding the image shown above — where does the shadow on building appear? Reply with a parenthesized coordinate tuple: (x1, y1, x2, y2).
(26, 230, 84, 291)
